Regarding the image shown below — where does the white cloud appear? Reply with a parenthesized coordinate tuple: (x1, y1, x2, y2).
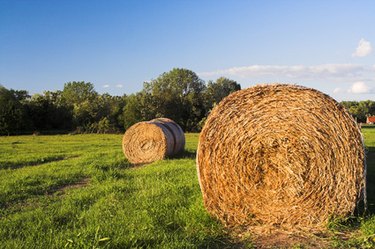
(348, 81, 371, 94)
(199, 64, 365, 80)
(115, 84, 123, 88)
(352, 38, 372, 57)
(103, 84, 110, 88)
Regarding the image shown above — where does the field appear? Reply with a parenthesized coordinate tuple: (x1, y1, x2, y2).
(0, 129, 375, 248)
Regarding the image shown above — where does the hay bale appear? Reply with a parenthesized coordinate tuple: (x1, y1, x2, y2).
(122, 118, 185, 164)
(197, 84, 365, 231)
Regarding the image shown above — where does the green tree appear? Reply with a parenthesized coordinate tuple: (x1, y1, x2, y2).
(0, 86, 24, 135)
(61, 81, 97, 105)
(61, 81, 99, 131)
(206, 77, 241, 105)
(97, 117, 111, 133)
(99, 94, 127, 132)
(27, 91, 72, 131)
(341, 100, 375, 122)
(9, 89, 30, 102)
(144, 68, 206, 131)
(122, 92, 154, 130)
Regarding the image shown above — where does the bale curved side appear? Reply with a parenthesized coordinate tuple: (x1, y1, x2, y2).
(150, 118, 185, 154)
(196, 84, 365, 232)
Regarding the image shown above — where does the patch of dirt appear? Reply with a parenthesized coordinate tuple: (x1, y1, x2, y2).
(231, 226, 366, 249)
(58, 177, 90, 192)
(229, 226, 336, 248)
(252, 231, 331, 248)
(1, 178, 91, 216)
(47, 177, 90, 196)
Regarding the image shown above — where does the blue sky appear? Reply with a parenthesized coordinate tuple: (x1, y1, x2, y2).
(0, 0, 374, 100)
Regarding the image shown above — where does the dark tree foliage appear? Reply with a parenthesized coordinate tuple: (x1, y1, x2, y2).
(60, 81, 125, 133)
(122, 92, 151, 130)
(0, 69, 243, 134)
(206, 77, 241, 106)
(26, 91, 73, 131)
(144, 68, 207, 131)
(99, 94, 127, 132)
(9, 89, 30, 102)
(341, 100, 375, 122)
(0, 86, 25, 135)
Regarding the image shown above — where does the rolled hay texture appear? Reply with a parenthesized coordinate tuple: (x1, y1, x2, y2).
(123, 118, 185, 164)
(197, 84, 365, 231)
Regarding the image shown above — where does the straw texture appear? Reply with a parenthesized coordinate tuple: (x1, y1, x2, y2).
(197, 84, 365, 232)
(123, 118, 185, 164)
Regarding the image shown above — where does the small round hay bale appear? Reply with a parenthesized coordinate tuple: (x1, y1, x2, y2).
(197, 84, 365, 231)
(122, 118, 185, 164)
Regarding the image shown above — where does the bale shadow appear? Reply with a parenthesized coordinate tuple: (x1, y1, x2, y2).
(166, 149, 196, 160)
(180, 149, 197, 159)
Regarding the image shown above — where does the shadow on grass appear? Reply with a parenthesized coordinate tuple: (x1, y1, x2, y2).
(123, 148, 197, 167)
(168, 149, 196, 160)
(92, 160, 132, 172)
(109, 235, 246, 249)
(180, 149, 197, 159)
(0, 155, 68, 170)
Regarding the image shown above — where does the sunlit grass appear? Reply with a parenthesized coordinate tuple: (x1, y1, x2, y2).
(0, 134, 245, 248)
(0, 130, 374, 248)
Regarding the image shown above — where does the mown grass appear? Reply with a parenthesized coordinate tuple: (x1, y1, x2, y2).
(0, 134, 247, 248)
(0, 129, 374, 248)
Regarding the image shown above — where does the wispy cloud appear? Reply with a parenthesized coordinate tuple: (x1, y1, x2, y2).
(352, 38, 372, 57)
(103, 84, 110, 88)
(199, 64, 365, 80)
(115, 84, 123, 88)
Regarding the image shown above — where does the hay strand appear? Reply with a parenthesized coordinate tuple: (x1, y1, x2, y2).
(122, 118, 185, 164)
(197, 84, 365, 232)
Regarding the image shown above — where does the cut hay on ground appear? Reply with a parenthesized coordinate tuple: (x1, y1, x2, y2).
(123, 118, 185, 164)
(197, 84, 366, 232)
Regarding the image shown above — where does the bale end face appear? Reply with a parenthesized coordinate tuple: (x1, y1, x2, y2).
(122, 122, 167, 164)
(197, 84, 365, 232)
(122, 118, 185, 164)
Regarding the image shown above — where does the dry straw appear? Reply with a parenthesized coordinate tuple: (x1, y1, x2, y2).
(197, 84, 366, 232)
(123, 118, 185, 164)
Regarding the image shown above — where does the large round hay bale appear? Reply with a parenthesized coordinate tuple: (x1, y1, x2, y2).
(197, 84, 365, 231)
(123, 118, 185, 164)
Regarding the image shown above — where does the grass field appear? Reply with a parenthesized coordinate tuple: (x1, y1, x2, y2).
(0, 129, 375, 248)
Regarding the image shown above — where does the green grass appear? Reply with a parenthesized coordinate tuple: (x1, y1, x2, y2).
(0, 130, 375, 248)
(0, 134, 247, 248)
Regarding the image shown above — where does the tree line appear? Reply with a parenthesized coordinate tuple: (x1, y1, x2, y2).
(0, 68, 241, 135)
(1, 68, 374, 135)
(341, 101, 375, 123)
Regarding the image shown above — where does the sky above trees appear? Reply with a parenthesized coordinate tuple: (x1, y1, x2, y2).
(0, 0, 374, 100)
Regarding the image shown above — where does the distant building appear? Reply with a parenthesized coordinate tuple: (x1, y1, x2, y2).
(367, 116, 375, 124)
